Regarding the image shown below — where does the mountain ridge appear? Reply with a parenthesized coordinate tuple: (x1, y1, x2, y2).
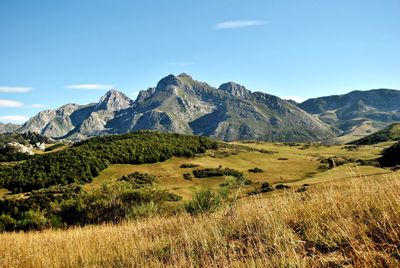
(298, 88, 400, 143)
(16, 74, 335, 142)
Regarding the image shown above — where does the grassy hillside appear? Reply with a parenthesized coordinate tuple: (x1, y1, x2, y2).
(350, 123, 400, 145)
(0, 173, 398, 267)
(87, 141, 387, 200)
(0, 131, 218, 193)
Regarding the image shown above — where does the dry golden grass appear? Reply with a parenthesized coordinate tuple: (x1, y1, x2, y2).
(0, 172, 399, 267)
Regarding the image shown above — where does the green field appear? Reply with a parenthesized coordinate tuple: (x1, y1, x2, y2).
(86, 141, 393, 200)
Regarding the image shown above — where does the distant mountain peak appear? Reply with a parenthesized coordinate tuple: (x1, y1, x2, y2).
(156, 74, 181, 90)
(218, 82, 251, 98)
(95, 89, 133, 111)
(177, 73, 192, 79)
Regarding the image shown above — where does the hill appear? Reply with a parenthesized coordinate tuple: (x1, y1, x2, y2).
(18, 73, 335, 142)
(350, 123, 400, 145)
(0, 131, 218, 193)
(298, 89, 400, 143)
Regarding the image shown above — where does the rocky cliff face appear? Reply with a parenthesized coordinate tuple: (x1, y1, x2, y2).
(18, 74, 336, 142)
(0, 123, 20, 133)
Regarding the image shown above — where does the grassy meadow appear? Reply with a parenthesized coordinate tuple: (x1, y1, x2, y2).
(0, 173, 398, 267)
(86, 141, 390, 199)
(0, 140, 399, 267)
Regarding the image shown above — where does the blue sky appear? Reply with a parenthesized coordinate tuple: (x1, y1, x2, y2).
(0, 0, 399, 123)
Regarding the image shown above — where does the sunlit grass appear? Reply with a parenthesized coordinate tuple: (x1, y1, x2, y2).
(0, 172, 398, 267)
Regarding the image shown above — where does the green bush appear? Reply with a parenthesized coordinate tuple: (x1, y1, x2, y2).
(185, 188, 221, 215)
(180, 163, 199, 168)
(17, 210, 48, 231)
(248, 167, 263, 173)
(183, 173, 193, 180)
(0, 214, 17, 232)
(193, 167, 251, 186)
(119, 172, 155, 188)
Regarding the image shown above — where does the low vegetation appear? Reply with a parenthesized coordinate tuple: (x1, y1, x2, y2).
(0, 175, 398, 267)
(192, 167, 251, 186)
(379, 141, 400, 167)
(180, 163, 199, 168)
(0, 178, 181, 231)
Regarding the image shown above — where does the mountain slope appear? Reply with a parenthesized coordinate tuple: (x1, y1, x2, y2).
(349, 123, 400, 145)
(298, 89, 400, 143)
(19, 73, 335, 142)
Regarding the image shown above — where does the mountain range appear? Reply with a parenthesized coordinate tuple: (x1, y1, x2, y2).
(298, 89, 400, 143)
(4, 73, 400, 143)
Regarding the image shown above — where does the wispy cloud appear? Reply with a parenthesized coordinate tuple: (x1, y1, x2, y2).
(215, 20, 267, 29)
(282, 96, 306, 103)
(65, 84, 115, 90)
(0, 99, 24, 108)
(0, 99, 46, 109)
(0, 86, 32, 93)
(0, 115, 29, 123)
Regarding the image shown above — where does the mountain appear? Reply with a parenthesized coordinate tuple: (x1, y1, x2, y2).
(0, 123, 20, 133)
(349, 123, 400, 145)
(18, 73, 335, 142)
(298, 89, 400, 143)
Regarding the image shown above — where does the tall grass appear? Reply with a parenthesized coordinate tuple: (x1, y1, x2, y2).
(0, 174, 399, 267)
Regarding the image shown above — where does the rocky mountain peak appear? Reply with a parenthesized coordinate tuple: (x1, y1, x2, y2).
(156, 74, 181, 90)
(177, 73, 193, 80)
(95, 89, 133, 112)
(218, 82, 251, 98)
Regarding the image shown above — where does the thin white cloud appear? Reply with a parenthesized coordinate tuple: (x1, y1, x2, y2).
(0, 99, 24, 108)
(0, 115, 29, 123)
(282, 96, 306, 103)
(0, 100, 46, 109)
(66, 84, 115, 90)
(0, 86, 32, 93)
(215, 20, 267, 29)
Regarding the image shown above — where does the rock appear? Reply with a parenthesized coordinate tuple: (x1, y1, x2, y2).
(3, 142, 34, 155)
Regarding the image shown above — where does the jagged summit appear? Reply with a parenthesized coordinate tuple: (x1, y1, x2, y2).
(218, 82, 251, 98)
(95, 89, 133, 111)
(177, 73, 192, 79)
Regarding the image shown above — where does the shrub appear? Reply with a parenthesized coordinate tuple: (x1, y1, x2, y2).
(248, 167, 263, 173)
(248, 181, 273, 195)
(185, 189, 221, 215)
(183, 173, 192, 180)
(193, 167, 251, 186)
(17, 210, 48, 231)
(275, 184, 291, 190)
(180, 163, 199, 168)
(119, 172, 155, 188)
(0, 214, 17, 232)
